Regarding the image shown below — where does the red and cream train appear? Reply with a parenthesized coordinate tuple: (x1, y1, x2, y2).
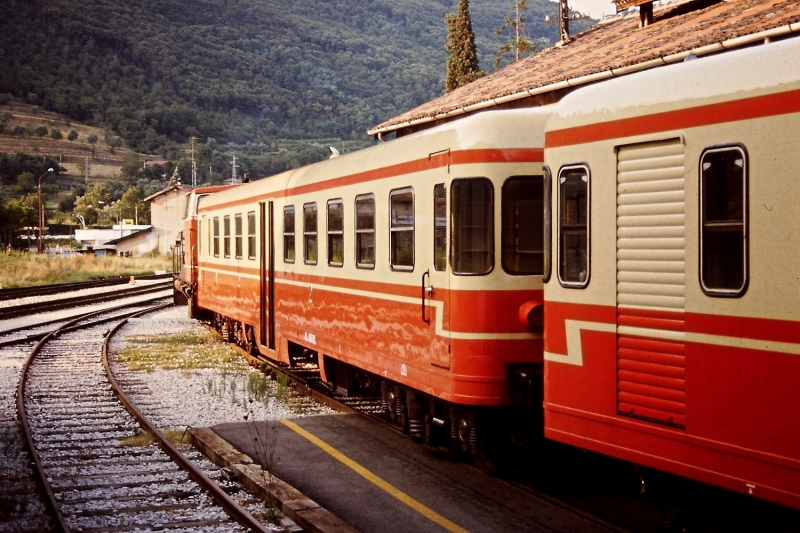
(176, 36, 800, 510)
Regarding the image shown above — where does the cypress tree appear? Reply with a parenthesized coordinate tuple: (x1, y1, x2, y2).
(444, 0, 484, 93)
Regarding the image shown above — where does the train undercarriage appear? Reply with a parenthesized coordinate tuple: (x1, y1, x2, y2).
(203, 309, 543, 472)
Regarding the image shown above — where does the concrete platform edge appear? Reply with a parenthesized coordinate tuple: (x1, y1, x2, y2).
(189, 427, 361, 533)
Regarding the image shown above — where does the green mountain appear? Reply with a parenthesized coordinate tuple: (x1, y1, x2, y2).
(1, 0, 588, 160)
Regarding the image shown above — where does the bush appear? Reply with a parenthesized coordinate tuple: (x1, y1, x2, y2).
(68, 129, 79, 141)
(34, 125, 48, 137)
(51, 128, 63, 140)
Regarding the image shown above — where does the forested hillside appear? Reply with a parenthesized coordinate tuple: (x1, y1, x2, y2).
(0, 0, 582, 157)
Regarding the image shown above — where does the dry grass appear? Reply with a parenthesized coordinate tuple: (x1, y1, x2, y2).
(0, 251, 170, 287)
(116, 330, 245, 372)
(119, 428, 189, 447)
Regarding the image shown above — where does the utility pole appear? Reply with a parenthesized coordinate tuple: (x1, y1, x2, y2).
(84, 156, 90, 184)
(231, 155, 238, 184)
(190, 137, 197, 188)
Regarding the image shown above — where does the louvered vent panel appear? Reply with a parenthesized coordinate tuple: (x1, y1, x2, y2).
(616, 139, 686, 428)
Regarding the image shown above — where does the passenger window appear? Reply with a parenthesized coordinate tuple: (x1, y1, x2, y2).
(700, 146, 747, 295)
(327, 199, 344, 266)
(434, 184, 447, 271)
(213, 217, 220, 257)
(390, 188, 414, 270)
(283, 206, 295, 263)
(304, 202, 318, 264)
(223, 216, 231, 258)
(502, 176, 544, 275)
(355, 194, 376, 268)
(247, 211, 256, 260)
(558, 165, 590, 287)
(234, 214, 243, 259)
(451, 178, 493, 275)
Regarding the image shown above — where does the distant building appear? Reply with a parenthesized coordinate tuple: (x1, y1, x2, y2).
(145, 183, 190, 254)
(74, 223, 153, 254)
(105, 227, 159, 256)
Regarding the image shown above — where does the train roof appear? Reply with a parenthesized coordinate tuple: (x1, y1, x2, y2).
(371, 0, 800, 137)
(545, 35, 800, 144)
(198, 106, 553, 212)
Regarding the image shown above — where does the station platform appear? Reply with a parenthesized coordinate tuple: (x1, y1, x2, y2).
(193, 414, 613, 533)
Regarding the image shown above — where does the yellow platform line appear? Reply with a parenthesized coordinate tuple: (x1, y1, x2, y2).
(280, 418, 470, 533)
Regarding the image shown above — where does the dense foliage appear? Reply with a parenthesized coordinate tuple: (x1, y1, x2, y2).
(0, 0, 580, 155)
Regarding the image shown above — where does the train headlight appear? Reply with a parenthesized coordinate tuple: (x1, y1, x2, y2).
(518, 301, 544, 330)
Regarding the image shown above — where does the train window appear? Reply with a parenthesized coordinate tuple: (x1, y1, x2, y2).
(557, 165, 590, 287)
(234, 214, 243, 259)
(327, 199, 344, 267)
(451, 178, 493, 275)
(223, 216, 231, 258)
(213, 217, 220, 257)
(304, 202, 318, 265)
(283, 206, 295, 263)
(355, 194, 375, 268)
(390, 188, 414, 271)
(700, 145, 748, 296)
(247, 211, 256, 260)
(502, 176, 544, 275)
(434, 184, 447, 271)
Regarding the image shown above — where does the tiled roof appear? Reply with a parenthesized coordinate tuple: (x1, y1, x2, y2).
(369, 0, 800, 136)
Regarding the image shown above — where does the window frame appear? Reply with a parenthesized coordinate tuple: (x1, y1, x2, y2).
(303, 202, 318, 265)
(283, 205, 295, 263)
(234, 213, 243, 259)
(327, 198, 344, 267)
(556, 163, 591, 288)
(355, 193, 376, 269)
(247, 211, 256, 260)
(699, 144, 749, 297)
(451, 177, 494, 276)
(389, 187, 415, 272)
(434, 183, 447, 272)
(213, 216, 220, 257)
(501, 175, 545, 276)
(223, 215, 231, 258)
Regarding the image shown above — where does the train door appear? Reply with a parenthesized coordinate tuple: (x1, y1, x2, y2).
(427, 182, 451, 369)
(615, 138, 687, 428)
(259, 201, 276, 351)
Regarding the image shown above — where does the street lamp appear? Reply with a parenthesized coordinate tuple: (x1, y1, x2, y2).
(37, 168, 54, 253)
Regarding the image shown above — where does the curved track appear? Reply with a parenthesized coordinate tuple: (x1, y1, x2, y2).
(17, 303, 268, 533)
(0, 273, 172, 302)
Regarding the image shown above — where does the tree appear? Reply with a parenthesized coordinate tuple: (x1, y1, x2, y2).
(51, 128, 63, 140)
(87, 133, 98, 145)
(444, 0, 485, 93)
(73, 184, 113, 225)
(34, 125, 48, 137)
(495, 0, 536, 69)
(68, 129, 79, 141)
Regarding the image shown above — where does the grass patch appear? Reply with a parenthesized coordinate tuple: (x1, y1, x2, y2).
(119, 428, 188, 447)
(116, 330, 245, 371)
(119, 431, 157, 447)
(0, 251, 170, 287)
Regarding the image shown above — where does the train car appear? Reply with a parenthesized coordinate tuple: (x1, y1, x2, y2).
(542, 36, 800, 509)
(182, 107, 552, 460)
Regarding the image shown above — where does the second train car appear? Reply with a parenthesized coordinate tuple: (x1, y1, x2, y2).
(178, 107, 552, 462)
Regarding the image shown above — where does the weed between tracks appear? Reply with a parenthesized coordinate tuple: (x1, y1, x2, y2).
(119, 428, 188, 447)
(116, 331, 244, 371)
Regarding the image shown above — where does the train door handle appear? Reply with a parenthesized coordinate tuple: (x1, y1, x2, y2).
(422, 270, 432, 324)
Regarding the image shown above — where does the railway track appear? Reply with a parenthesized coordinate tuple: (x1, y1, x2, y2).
(17, 303, 270, 532)
(0, 278, 173, 320)
(0, 273, 172, 302)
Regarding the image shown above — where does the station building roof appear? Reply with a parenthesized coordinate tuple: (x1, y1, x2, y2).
(368, 0, 800, 138)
